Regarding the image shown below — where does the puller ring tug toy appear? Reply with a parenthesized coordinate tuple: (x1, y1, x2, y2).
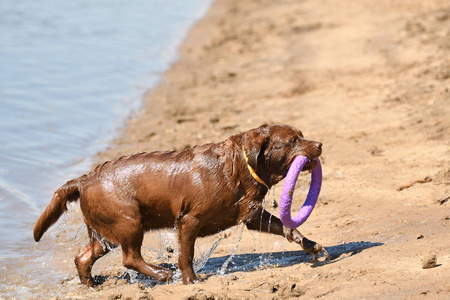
(279, 156, 329, 262)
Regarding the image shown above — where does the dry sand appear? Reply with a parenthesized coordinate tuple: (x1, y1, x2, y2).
(46, 0, 450, 298)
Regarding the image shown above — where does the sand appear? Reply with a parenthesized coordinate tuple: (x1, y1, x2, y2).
(47, 0, 450, 298)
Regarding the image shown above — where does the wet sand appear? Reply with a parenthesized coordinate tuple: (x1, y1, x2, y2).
(36, 0, 449, 298)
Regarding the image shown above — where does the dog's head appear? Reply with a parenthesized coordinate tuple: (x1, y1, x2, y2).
(241, 123, 322, 187)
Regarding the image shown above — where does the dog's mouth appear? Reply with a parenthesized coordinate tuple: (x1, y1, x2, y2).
(301, 159, 318, 171)
(299, 145, 322, 171)
(287, 155, 318, 172)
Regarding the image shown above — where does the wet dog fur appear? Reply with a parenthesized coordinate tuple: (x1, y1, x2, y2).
(33, 123, 323, 286)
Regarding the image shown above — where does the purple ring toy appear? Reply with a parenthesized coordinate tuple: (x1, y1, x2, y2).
(279, 156, 322, 229)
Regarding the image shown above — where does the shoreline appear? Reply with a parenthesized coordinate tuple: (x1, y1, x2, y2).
(95, 0, 233, 161)
(57, 0, 448, 298)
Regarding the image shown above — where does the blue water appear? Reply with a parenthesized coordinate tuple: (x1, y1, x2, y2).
(0, 0, 212, 296)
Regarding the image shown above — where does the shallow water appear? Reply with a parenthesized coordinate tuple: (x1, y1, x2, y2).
(0, 0, 212, 297)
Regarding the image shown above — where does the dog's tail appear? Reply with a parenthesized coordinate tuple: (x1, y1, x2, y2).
(33, 179, 81, 242)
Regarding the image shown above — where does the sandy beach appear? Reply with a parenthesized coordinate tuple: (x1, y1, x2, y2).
(41, 0, 449, 298)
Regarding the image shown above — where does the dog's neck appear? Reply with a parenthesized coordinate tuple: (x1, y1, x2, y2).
(242, 147, 269, 189)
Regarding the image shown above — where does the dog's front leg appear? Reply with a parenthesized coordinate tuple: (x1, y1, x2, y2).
(246, 209, 328, 262)
(177, 213, 201, 284)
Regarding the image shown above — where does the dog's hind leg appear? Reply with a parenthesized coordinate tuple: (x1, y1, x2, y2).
(120, 227, 173, 283)
(74, 226, 112, 287)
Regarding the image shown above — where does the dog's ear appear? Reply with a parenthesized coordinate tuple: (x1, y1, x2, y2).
(242, 126, 270, 172)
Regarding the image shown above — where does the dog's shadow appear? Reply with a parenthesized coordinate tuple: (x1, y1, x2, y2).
(93, 241, 382, 286)
(200, 241, 383, 275)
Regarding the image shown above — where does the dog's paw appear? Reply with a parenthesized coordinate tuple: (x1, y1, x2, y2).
(154, 269, 173, 283)
(300, 237, 330, 263)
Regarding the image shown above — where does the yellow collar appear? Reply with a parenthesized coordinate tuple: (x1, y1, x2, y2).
(242, 147, 269, 189)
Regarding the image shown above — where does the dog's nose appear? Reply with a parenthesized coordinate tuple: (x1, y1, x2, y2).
(314, 142, 322, 149)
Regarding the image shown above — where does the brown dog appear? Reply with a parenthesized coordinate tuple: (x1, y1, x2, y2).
(34, 123, 325, 286)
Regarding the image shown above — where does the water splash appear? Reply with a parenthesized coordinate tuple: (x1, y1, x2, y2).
(258, 187, 277, 268)
(156, 229, 178, 261)
(194, 235, 225, 272)
(218, 222, 245, 275)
